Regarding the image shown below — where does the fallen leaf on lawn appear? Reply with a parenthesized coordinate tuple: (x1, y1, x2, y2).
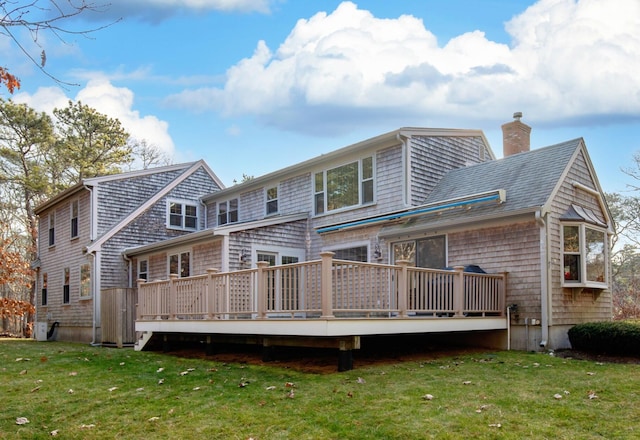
(50, 429, 59, 436)
(463, 381, 472, 385)
(356, 377, 366, 384)
(156, 367, 164, 373)
(148, 417, 160, 422)
(16, 417, 29, 425)
(587, 372, 595, 376)
(136, 387, 144, 392)
(19, 369, 27, 375)
(168, 408, 174, 415)
(41, 356, 48, 363)
(554, 394, 563, 400)
(188, 368, 195, 372)
(108, 387, 118, 392)
(16, 358, 30, 362)
(476, 405, 490, 413)
(287, 389, 295, 398)
(266, 386, 276, 391)
(193, 387, 201, 391)
(79, 424, 95, 429)
(69, 371, 78, 376)
(347, 391, 353, 398)
(588, 391, 599, 399)
(564, 390, 570, 395)
(285, 382, 295, 388)
(158, 379, 165, 385)
(68, 389, 74, 394)
(489, 423, 502, 428)
(119, 362, 125, 366)
(180, 371, 189, 376)
(422, 394, 434, 401)
(30, 386, 41, 393)
(239, 381, 249, 387)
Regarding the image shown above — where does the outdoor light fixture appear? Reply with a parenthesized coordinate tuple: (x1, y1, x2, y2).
(239, 249, 249, 263)
(373, 243, 382, 260)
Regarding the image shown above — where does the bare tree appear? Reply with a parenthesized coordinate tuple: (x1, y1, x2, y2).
(0, 0, 119, 91)
(130, 138, 173, 170)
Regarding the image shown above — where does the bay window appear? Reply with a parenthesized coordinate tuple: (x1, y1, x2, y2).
(562, 223, 607, 287)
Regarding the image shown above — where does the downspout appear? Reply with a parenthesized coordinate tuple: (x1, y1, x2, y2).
(87, 251, 99, 345)
(536, 210, 550, 348)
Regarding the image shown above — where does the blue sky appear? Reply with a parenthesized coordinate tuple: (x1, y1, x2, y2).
(6, 0, 640, 193)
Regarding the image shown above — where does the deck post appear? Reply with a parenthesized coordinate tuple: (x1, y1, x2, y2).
(206, 268, 219, 319)
(453, 266, 465, 317)
(135, 279, 145, 320)
(169, 274, 178, 320)
(257, 261, 270, 318)
(396, 260, 411, 317)
(320, 251, 335, 318)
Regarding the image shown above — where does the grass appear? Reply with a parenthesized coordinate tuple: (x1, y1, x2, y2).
(1, 339, 639, 439)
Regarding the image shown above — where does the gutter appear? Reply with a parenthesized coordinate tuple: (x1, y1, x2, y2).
(316, 189, 506, 234)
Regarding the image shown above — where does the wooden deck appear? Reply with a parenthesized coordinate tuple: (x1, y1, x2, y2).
(135, 252, 507, 351)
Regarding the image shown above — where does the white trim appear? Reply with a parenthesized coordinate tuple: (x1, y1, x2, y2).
(166, 198, 200, 231)
(87, 161, 206, 253)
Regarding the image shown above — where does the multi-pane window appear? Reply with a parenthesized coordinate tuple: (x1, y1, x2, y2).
(168, 200, 198, 230)
(563, 224, 607, 285)
(80, 264, 91, 298)
(314, 156, 375, 215)
(392, 236, 446, 268)
(41, 273, 48, 306)
(63, 267, 70, 304)
(333, 246, 368, 262)
(48, 212, 55, 246)
(169, 252, 190, 278)
(138, 259, 148, 281)
(266, 186, 278, 215)
(70, 200, 79, 239)
(218, 199, 238, 225)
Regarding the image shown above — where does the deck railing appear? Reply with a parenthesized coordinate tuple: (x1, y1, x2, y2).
(136, 252, 506, 321)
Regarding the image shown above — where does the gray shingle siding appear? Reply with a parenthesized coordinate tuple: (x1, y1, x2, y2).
(410, 135, 491, 205)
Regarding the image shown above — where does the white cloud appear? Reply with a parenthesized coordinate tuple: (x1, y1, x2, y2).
(14, 79, 175, 158)
(166, 0, 640, 134)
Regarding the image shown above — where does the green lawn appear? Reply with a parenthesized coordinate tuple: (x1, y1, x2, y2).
(1, 339, 638, 439)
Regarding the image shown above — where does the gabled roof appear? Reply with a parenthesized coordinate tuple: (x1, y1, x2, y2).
(202, 127, 491, 202)
(424, 138, 582, 211)
(35, 160, 224, 214)
(86, 160, 220, 253)
(380, 138, 602, 236)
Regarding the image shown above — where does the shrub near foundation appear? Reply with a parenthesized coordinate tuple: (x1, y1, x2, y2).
(568, 321, 640, 356)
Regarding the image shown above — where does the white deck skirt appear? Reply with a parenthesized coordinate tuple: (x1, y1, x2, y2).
(136, 317, 507, 337)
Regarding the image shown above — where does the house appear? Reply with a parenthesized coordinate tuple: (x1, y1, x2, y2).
(124, 114, 612, 365)
(33, 161, 224, 343)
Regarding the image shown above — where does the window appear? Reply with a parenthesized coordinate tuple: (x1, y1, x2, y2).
(333, 246, 368, 262)
(169, 252, 190, 277)
(138, 259, 148, 281)
(392, 236, 446, 268)
(563, 224, 607, 286)
(168, 200, 198, 230)
(80, 264, 91, 298)
(48, 212, 55, 246)
(63, 267, 70, 304)
(70, 200, 79, 239)
(266, 186, 278, 215)
(314, 156, 375, 215)
(218, 199, 238, 225)
(41, 273, 48, 306)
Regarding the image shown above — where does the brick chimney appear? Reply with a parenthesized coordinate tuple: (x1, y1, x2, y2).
(501, 112, 531, 157)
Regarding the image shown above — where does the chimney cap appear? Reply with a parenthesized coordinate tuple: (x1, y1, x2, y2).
(513, 111, 523, 120)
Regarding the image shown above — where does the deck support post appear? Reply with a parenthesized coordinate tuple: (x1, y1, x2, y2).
(453, 266, 465, 317)
(320, 252, 335, 318)
(206, 268, 219, 319)
(169, 274, 178, 320)
(396, 260, 411, 317)
(257, 261, 270, 318)
(204, 335, 215, 356)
